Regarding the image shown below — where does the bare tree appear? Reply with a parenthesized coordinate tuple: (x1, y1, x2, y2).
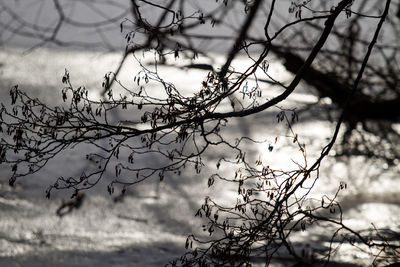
(1, 0, 400, 265)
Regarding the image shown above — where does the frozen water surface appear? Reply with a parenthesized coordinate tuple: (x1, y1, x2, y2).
(0, 47, 399, 266)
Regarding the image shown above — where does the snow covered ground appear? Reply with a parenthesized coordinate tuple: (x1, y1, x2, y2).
(0, 46, 399, 266)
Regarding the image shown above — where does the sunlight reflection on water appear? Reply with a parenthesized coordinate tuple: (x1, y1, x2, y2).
(0, 46, 399, 266)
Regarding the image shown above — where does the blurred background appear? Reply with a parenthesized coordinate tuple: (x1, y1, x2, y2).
(0, 1, 400, 266)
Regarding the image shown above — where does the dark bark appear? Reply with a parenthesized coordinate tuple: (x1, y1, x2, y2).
(273, 48, 400, 122)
